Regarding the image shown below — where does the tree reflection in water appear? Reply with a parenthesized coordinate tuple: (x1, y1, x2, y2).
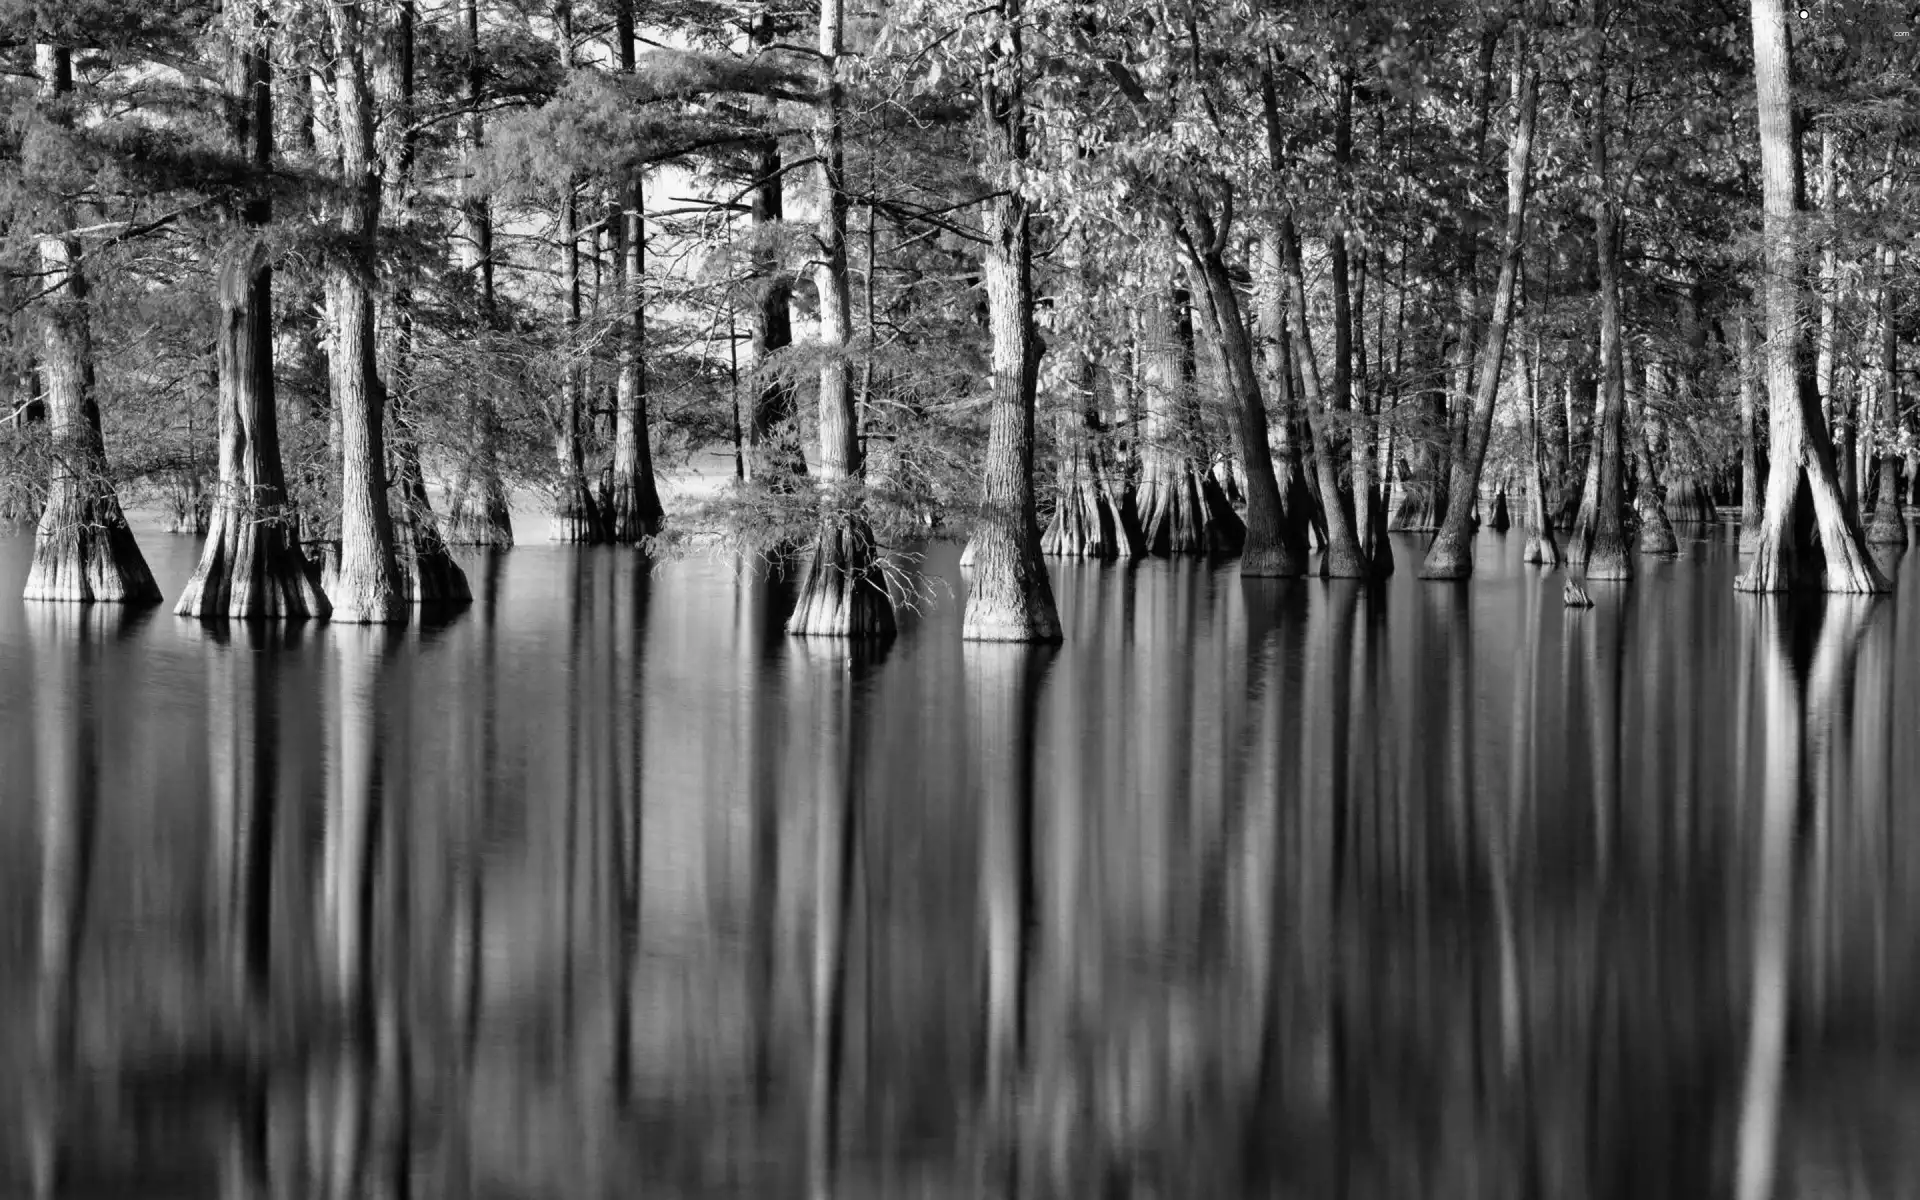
(3, 541, 1920, 1197)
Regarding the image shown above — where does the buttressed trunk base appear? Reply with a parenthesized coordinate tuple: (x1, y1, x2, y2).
(788, 504, 896, 638)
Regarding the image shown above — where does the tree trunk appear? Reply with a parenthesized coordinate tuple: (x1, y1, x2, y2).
(23, 45, 161, 605)
(1815, 132, 1855, 512)
(1632, 360, 1679, 555)
(378, 1, 471, 606)
(1280, 215, 1370, 577)
(1256, 233, 1316, 565)
(1736, 0, 1886, 592)
(1566, 6, 1633, 581)
(550, 185, 606, 544)
(444, 0, 513, 547)
(1042, 347, 1131, 558)
(177, 9, 328, 618)
(322, 8, 405, 623)
(1738, 311, 1765, 551)
(1175, 191, 1302, 576)
(1867, 242, 1907, 546)
(963, 13, 1062, 643)
(607, 1, 666, 540)
(787, 0, 895, 637)
(1522, 334, 1562, 565)
(1134, 285, 1221, 555)
(1421, 55, 1539, 578)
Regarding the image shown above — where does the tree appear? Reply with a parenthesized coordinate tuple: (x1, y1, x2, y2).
(21, 44, 160, 605)
(445, 0, 514, 548)
(320, 1, 407, 623)
(1735, 0, 1885, 592)
(177, 4, 330, 620)
(960, 0, 1063, 642)
(1420, 37, 1541, 579)
(1564, 0, 1633, 581)
(606, 0, 666, 543)
(788, 0, 897, 637)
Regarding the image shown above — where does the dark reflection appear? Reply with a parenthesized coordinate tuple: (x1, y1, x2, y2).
(28, 606, 105, 1199)
(6, 534, 1920, 1196)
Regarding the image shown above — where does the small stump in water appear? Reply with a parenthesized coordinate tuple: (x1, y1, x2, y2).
(1563, 577, 1595, 608)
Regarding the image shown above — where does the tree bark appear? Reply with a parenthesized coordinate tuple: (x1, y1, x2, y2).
(176, 7, 328, 619)
(1736, 0, 1886, 592)
(787, 0, 895, 637)
(1042, 344, 1133, 558)
(1867, 241, 1907, 545)
(322, 5, 405, 623)
(1631, 359, 1679, 555)
(1566, 2, 1633, 581)
(607, 0, 666, 541)
(23, 45, 161, 605)
(1174, 190, 1302, 576)
(963, 4, 1062, 643)
(1737, 311, 1765, 551)
(378, 0, 471, 605)
(1134, 285, 1222, 555)
(1421, 54, 1540, 578)
(1256, 232, 1317, 565)
(1280, 214, 1370, 577)
(1521, 333, 1562, 564)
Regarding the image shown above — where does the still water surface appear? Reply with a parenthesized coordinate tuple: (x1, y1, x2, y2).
(1, 522, 1918, 1199)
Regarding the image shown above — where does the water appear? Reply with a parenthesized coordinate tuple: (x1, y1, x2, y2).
(1, 520, 1917, 1198)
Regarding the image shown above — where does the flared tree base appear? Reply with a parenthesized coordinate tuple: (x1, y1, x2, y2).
(1041, 479, 1138, 559)
(175, 508, 330, 619)
(445, 479, 515, 548)
(1637, 500, 1679, 556)
(788, 514, 896, 638)
(25, 493, 163, 604)
(399, 541, 472, 606)
(1489, 490, 1511, 533)
(1418, 522, 1475, 580)
(604, 472, 664, 545)
(962, 521, 1063, 644)
(1523, 529, 1563, 566)
(1867, 508, 1909, 547)
(1867, 465, 1909, 547)
(1239, 526, 1307, 578)
(1318, 541, 1373, 580)
(322, 558, 407, 625)
(1389, 481, 1448, 532)
(1359, 487, 1394, 578)
(1565, 525, 1633, 581)
(1736, 467, 1888, 593)
(1138, 467, 1244, 556)
(161, 474, 210, 536)
(1200, 475, 1247, 554)
(551, 479, 607, 545)
(1665, 479, 1718, 524)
